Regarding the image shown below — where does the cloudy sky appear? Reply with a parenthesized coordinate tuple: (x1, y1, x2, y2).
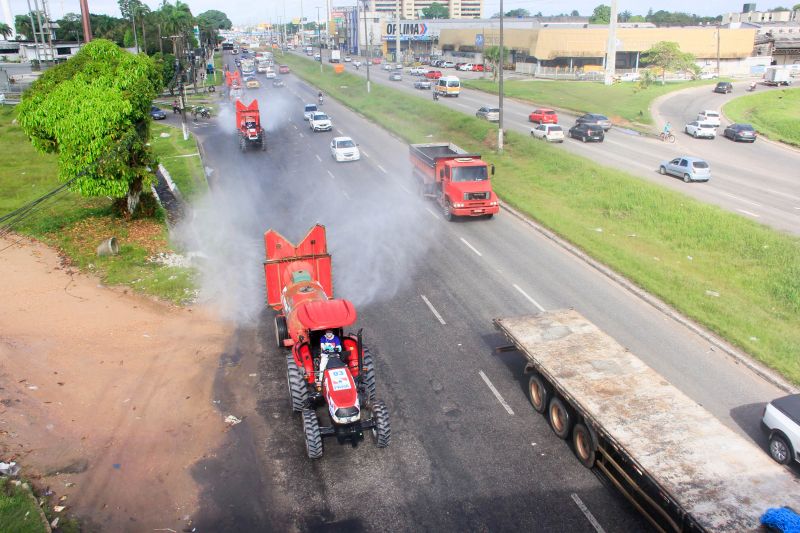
(6, 0, 795, 26)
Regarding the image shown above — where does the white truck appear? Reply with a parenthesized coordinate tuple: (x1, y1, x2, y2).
(330, 50, 341, 63)
(764, 66, 792, 86)
(494, 309, 800, 532)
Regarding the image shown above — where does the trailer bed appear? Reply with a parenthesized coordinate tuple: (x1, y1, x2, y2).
(495, 310, 800, 532)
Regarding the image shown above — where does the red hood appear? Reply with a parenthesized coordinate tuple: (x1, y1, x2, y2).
(448, 180, 493, 195)
(324, 366, 358, 408)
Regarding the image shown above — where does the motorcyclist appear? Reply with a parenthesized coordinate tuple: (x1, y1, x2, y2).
(432, 89, 439, 101)
(749, 81, 757, 91)
(172, 99, 180, 114)
(318, 91, 324, 105)
(317, 330, 342, 388)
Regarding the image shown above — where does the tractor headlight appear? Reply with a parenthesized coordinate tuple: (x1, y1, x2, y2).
(332, 405, 360, 424)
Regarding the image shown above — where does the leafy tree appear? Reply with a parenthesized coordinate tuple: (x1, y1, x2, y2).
(628, 15, 646, 22)
(196, 9, 232, 30)
(590, 5, 611, 23)
(483, 45, 508, 82)
(571, 10, 580, 16)
(17, 39, 162, 216)
(123, 28, 135, 48)
(54, 13, 83, 41)
(619, 10, 632, 22)
(422, 2, 449, 19)
(15, 14, 35, 39)
(505, 8, 530, 17)
(770, 6, 790, 11)
(640, 41, 697, 84)
(0, 22, 12, 39)
(794, 4, 800, 10)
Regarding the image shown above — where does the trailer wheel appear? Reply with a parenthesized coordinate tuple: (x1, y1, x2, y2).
(572, 423, 597, 468)
(274, 315, 288, 348)
(362, 348, 377, 402)
(370, 400, 391, 448)
(528, 374, 549, 414)
(302, 409, 323, 459)
(286, 354, 309, 412)
(548, 396, 572, 439)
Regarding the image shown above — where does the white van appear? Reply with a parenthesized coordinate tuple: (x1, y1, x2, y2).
(435, 76, 461, 97)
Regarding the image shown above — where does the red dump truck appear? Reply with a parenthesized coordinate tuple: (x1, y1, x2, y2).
(495, 309, 800, 532)
(410, 142, 499, 220)
(235, 99, 266, 152)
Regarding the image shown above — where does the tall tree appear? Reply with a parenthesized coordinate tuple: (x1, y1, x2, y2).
(422, 2, 449, 19)
(17, 39, 163, 215)
(0, 22, 12, 39)
(590, 5, 611, 23)
(483, 45, 508, 82)
(571, 10, 580, 17)
(640, 41, 697, 84)
(15, 14, 35, 40)
(619, 10, 632, 22)
(505, 8, 530, 17)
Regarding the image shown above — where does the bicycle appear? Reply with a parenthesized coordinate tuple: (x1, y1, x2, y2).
(659, 131, 676, 143)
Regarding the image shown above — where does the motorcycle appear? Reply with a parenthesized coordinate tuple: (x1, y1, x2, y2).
(747, 82, 757, 92)
(191, 105, 212, 119)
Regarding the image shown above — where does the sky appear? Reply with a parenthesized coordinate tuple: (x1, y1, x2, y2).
(5, 0, 797, 26)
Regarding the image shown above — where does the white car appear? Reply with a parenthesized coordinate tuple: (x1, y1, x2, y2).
(382, 63, 393, 71)
(684, 121, 717, 139)
(309, 111, 332, 132)
(330, 136, 360, 162)
(303, 103, 318, 120)
(458, 63, 474, 71)
(344, 56, 352, 62)
(353, 60, 362, 68)
(619, 72, 640, 82)
(265, 69, 276, 79)
(696, 110, 721, 128)
(531, 123, 565, 143)
(762, 394, 800, 465)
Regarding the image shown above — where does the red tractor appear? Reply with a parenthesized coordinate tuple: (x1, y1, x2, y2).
(264, 224, 391, 459)
(235, 99, 266, 152)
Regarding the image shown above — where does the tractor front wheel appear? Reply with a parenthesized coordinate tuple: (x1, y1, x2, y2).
(370, 400, 391, 448)
(302, 409, 323, 459)
(274, 315, 288, 348)
(286, 354, 309, 412)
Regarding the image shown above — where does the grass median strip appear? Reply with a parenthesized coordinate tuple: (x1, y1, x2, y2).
(150, 122, 208, 200)
(0, 106, 196, 304)
(282, 54, 800, 385)
(723, 88, 800, 147)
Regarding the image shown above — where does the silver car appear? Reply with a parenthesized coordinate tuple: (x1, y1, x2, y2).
(414, 79, 432, 90)
(659, 156, 711, 182)
(476, 106, 500, 122)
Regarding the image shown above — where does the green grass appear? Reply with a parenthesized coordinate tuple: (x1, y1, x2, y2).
(213, 50, 223, 86)
(151, 122, 208, 200)
(462, 78, 719, 127)
(0, 106, 197, 304)
(282, 54, 800, 385)
(0, 478, 47, 533)
(724, 88, 800, 147)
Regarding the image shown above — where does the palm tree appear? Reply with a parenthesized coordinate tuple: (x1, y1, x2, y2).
(134, 4, 151, 53)
(0, 22, 13, 40)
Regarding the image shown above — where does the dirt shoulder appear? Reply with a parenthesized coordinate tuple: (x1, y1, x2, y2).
(0, 236, 232, 532)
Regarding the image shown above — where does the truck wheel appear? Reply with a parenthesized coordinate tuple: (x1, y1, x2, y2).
(370, 400, 391, 448)
(302, 409, 323, 459)
(261, 138, 267, 151)
(572, 423, 597, 468)
(528, 374, 549, 413)
(548, 396, 572, 439)
(274, 315, 288, 348)
(442, 201, 454, 221)
(361, 348, 377, 402)
(769, 433, 792, 465)
(286, 354, 309, 412)
(239, 137, 246, 152)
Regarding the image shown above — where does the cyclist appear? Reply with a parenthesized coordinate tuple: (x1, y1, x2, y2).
(662, 122, 672, 138)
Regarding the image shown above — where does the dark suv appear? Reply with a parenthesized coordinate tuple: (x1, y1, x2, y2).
(714, 81, 733, 94)
(568, 123, 605, 143)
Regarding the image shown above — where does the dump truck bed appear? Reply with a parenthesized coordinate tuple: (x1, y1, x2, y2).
(409, 142, 476, 168)
(495, 310, 800, 532)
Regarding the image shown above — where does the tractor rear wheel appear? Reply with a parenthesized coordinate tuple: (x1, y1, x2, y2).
(362, 349, 377, 402)
(370, 400, 391, 448)
(286, 354, 309, 412)
(302, 409, 323, 459)
(239, 136, 246, 152)
(274, 315, 288, 348)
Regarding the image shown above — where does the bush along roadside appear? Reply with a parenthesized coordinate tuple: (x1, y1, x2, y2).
(281, 53, 800, 386)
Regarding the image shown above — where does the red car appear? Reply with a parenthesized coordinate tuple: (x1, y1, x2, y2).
(424, 70, 443, 79)
(473, 64, 485, 72)
(372, 57, 382, 65)
(529, 108, 558, 124)
(278, 65, 290, 74)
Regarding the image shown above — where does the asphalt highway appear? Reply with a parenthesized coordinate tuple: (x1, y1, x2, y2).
(319, 52, 800, 235)
(175, 53, 793, 531)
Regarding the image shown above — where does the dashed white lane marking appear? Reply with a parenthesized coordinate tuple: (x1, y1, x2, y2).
(293, 124, 298, 129)
(737, 209, 761, 218)
(460, 238, 483, 257)
(420, 295, 446, 325)
(721, 192, 762, 208)
(398, 183, 411, 193)
(316, 154, 322, 162)
(342, 190, 351, 199)
(765, 188, 800, 202)
(571, 494, 606, 533)
(513, 284, 546, 313)
(363, 151, 370, 158)
(377, 164, 388, 174)
(327, 170, 335, 179)
(478, 370, 514, 415)
(299, 132, 304, 138)
(336, 129, 343, 134)
(425, 207, 440, 220)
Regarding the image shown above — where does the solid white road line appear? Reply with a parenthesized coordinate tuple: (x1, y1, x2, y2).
(513, 284, 546, 313)
(721, 191, 762, 207)
(737, 209, 761, 218)
(478, 370, 514, 415)
(425, 207, 441, 220)
(299, 132, 304, 138)
(377, 164, 388, 174)
(420, 295, 446, 325)
(460, 238, 483, 257)
(363, 151, 370, 158)
(570, 494, 606, 533)
(336, 129, 343, 134)
(316, 154, 322, 162)
(327, 170, 335, 179)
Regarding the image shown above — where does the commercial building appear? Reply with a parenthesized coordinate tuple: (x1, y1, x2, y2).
(723, 7, 800, 24)
(369, 0, 481, 20)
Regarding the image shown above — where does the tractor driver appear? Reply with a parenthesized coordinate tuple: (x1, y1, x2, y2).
(317, 330, 343, 388)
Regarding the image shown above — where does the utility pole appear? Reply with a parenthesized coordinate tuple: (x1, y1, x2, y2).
(604, 0, 618, 86)
(362, 0, 371, 93)
(25, 0, 41, 66)
(316, 6, 323, 72)
(168, 35, 188, 141)
(716, 22, 721, 76)
(79, 0, 92, 42)
(498, 0, 503, 151)
(395, 0, 400, 63)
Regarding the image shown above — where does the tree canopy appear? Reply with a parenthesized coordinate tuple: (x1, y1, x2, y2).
(505, 9, 530, 17)
(17, 39, 162, 213)
(640, 41, 698, 84)
(483, 45, 508, 82)
(590, 5, 611, 23)
(0, 22, 12, 39)
(422, 2, 449, 19)
(196, 9, 232, 30)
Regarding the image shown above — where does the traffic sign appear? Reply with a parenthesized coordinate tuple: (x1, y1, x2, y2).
(475, 34, 484, 47)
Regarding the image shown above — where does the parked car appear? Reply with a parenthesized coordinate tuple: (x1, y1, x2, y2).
(723, 123, 757, 142)
(457, 63, 472, 71)
(714, 81, 733, 93)
(424, 70, 443, 79)
(389, 71, 402, 81)
(472, 64, 485, 72)
(575, 113, 612, 130)
(344, 56, 352, 62)
(330, 136, 361, 162)
(371, 57, 382, 65)
(414, 79, 432, 90)
(762, 394, 800, 465)
(382, 63, 393, 71)
(278, 65, 290, 74)
(303, 103, 318, 120)
(529, 108, 558, 124)
(696, 110, 721, 127)
(476, 106, 500, 122)
(352, 60, 362, 68)
(309, 111, 333, 132)
(659, 156, 711, 182)
(150, 106, 166, 120)
(568, 123, 605, 142)
(442, 61, 455, 68)
(697, 71, 718, 80)
(684, 121, 717, 139)
(531, 123, 565, 143)
(618, 72, 641, 82)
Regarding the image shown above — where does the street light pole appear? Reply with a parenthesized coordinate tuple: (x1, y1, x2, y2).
(316, 6, 323, 72)
(716, 22, 721, 76)
(498, 0, 504, 151)
(362, 0, 371, 93)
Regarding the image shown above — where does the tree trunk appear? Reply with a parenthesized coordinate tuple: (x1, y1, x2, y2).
(126, 176, 143, 216)
(141, 19, 147, 54)
(158, 24, 163, 55)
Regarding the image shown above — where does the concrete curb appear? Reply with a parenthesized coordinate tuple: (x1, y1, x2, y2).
(499, 201, 799, 395)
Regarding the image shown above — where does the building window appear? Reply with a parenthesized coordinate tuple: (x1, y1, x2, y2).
(56, 47, 72, 55)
